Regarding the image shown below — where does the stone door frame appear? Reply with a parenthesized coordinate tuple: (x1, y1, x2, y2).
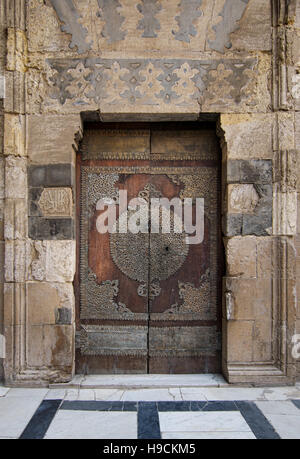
(3, 110, 297, 386)
(2, 0, 298, 386)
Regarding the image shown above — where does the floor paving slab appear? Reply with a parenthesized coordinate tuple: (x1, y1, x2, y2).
(44, 410, 138, 439)
(121, 388, 182, 402)
(159, 411, 252, 433)
(181, 387, 266, 401)
(0, 386, 10, 397)
(0, 397, 45, 438)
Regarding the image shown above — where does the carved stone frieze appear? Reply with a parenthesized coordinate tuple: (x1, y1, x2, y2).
(137, 0, 162, 38)
(39, 57, 257, 110)
(173, 0, 203, 43)
(47, 0, 249, 53)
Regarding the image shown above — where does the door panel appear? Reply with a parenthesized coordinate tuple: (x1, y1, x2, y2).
(76, 123, 222, 374)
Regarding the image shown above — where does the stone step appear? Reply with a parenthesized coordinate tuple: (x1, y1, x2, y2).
(50, 374, 229, 389)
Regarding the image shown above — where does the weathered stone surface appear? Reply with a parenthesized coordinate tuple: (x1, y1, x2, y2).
(0, 240, 4, 283)
(230, 0, 272, 52)
(253, 314, 272, 362)
(3, 114, 25, 156)
(5, 156, 27, 199)
(3, 283, 26, 326)
(28, 217, 75, 240)
(225, 320, 253, 363)
(4, 199, 27, 240)
(28, 164, 75, 188)
(4, 67, 26, 114)
(30, 56, 261, 116)
(227, 184, 259, 214)
(273, 187, 298, 236)
(0, 156, 4, 199)
(27, 324, 74, 368)
(29, 241, 76, 283)
(224, 278, 272, 322)
(6, 28, 27, 73)
(227, 160, 273, 184)
(27, 282, 74, 326)
(26, 0, 219, 55)
(295, 114, 300, 193)
(243, 214, 272, 237)
(0, 199, 3, 240)
(221, 114, 273, 160)
(222, 214, 243, 237)
(4, 240, 30, 283)
(55, 307, 73, 325)
(240, 161, 273, 184)
(27, 0, 72, 53)
(225, 236, 257, 278)
(276, 113, 295, 151)
(27, 115, 81, 164)
(257, 237, 273, 279)
(225, 183, 272, 236)
(207, 0, 250, 53)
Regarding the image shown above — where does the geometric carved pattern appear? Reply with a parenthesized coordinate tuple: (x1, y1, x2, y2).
(137, 0, 162, 38)
(45, 58, 257, 108)
(173, 0, 203, 43)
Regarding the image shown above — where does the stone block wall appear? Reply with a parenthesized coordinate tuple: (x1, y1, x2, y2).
(0, 0, 299, 385)
(0, 1, 6, 382)
(296, 116, 300, 379)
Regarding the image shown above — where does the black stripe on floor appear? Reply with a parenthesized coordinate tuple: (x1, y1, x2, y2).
(292, 399, 300, 410)
(18, 399, 286, 439)
(236, 401, 280, 440)
(20, 400, 62, 440)
(138, 402, 161, 440)
(61, 400, 138, 411)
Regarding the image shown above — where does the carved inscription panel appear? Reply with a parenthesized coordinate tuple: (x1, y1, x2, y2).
(38, 187, 73, 217)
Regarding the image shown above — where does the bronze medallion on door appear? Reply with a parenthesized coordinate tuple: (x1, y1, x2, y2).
(75, 123, 223, 374)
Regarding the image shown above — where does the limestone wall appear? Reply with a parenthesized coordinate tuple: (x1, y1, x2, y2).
(0, 0, 299, 385)
(0, 1, 6, 382)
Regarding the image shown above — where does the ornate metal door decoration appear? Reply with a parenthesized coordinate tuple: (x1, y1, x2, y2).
(77, 125, 222, 374)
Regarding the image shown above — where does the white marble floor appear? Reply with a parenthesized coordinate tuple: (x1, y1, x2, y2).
(44, 385, 300, 402)
(256, 401, 300, 439)
(0, 394, 46, 439)
(0, 383, 300, 439)
(45, 411, 138, 440)
(159, 411, 256, 440)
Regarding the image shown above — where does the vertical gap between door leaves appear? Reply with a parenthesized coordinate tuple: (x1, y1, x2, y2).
(147, 127, 152, 373)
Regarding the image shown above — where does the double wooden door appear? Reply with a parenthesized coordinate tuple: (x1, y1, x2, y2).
(76, 123, 222, 374)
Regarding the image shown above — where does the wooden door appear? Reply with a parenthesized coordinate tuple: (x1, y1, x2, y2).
(76, 123, 222, 374)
